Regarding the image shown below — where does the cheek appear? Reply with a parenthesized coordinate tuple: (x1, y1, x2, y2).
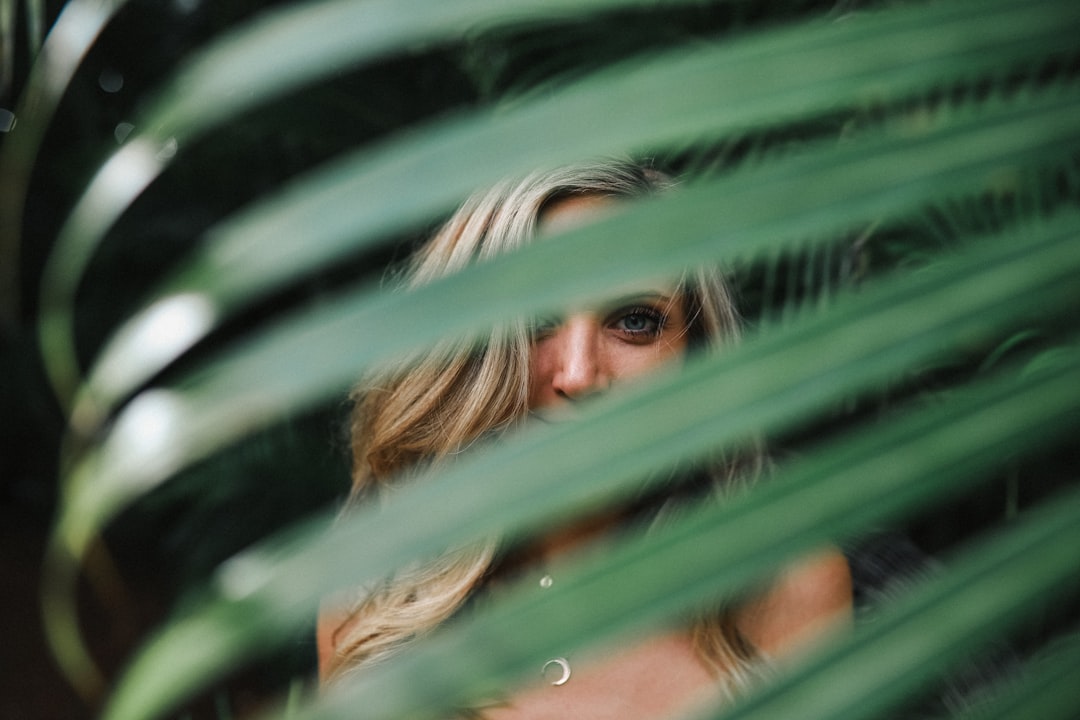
(608, 338, 687, 379)
(527, 344, 556, 406)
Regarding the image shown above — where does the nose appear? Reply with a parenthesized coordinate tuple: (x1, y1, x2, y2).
(551, 316, 608, 401)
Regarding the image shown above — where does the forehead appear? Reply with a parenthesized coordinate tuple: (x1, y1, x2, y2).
(537, 193, 621, 235)
(538, 193, 686, 305)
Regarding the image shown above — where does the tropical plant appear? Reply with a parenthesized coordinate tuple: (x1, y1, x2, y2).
(2, 0, 1079, 719)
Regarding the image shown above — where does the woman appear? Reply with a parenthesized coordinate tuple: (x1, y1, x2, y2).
(318, 160, 853, 719)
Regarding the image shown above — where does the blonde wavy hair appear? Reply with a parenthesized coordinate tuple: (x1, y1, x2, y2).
(325, 159, 766, 698)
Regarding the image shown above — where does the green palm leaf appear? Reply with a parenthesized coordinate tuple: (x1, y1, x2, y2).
(38, 0, 1080, 404)
(73, 89, 1080, 428)
(0, 0, 131, 325)
(53, 98, 1080, 563)
(956, 635, 1080, 720)
(721, 486, 1080, 720)
(81, 210, 1080, 720)
(10, 0, 1078, 718)
(104, 333, 1080, 720)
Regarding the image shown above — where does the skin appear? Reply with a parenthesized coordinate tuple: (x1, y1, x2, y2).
(318, 195, 854, 717)
(479, 551, 852, 720)
(484, 195, 853, 719)
(528, 194, 692, 410)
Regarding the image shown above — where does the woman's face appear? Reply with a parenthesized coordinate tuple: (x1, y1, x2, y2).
(528, 194, 690, 412)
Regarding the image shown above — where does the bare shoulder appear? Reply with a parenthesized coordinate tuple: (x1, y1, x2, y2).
(735, 548, 853, 661)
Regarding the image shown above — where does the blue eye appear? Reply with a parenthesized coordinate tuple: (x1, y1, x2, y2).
(614, 307, 664, 337)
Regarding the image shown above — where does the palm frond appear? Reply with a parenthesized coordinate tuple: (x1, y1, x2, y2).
(88, 210, 1080, 720)
(6, 1, 1078, 719)
(38, 0, 1080, 404)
